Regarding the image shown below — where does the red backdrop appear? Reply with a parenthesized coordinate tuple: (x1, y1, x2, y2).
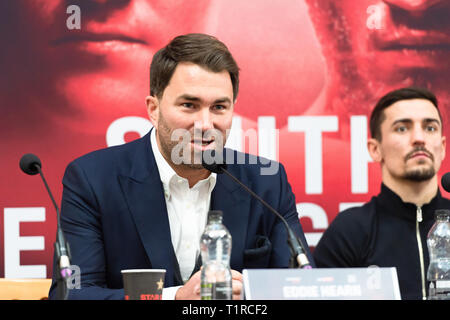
(1, 0, 449, 278)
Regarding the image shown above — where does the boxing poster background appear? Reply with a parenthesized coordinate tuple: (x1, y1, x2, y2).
(1, 0, 448, 278)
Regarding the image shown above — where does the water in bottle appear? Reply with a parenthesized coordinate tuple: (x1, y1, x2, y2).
(200, 210, 232, 300)
(427, 209, 450, 300)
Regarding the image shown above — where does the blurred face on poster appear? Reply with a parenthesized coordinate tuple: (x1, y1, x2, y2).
(305, 0, 450, 115)
(1, 0, 211, 134)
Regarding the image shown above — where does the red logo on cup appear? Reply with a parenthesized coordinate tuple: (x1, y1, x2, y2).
(140, 294, 161, 300)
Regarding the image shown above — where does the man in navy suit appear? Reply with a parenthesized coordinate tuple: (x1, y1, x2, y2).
(49, 33, 312, 300)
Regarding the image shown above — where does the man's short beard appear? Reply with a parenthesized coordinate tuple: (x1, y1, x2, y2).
(403, 167, 436, 182)
(157, 111, 222, 171)
(158, 124, 204, 170)
(182, 161, 204, 170)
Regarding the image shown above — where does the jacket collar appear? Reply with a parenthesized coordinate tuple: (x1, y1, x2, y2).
(377, 183, 443, 223)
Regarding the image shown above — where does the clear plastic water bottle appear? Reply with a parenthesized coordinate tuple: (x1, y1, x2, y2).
(200, 210, 232, 300)
(427, 209, 450, 300)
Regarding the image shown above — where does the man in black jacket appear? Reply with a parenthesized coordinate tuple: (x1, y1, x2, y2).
(314, 87, 449, 300)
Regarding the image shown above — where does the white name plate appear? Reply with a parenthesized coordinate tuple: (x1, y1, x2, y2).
(243, 267, 401, 300)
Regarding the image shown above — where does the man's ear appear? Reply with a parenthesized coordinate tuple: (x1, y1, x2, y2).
(146, 95, 159, 127)
(367, 138, 382, 163)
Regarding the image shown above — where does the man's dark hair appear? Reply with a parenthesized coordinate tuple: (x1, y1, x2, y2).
(150, 33, 240, 101)
(369, 87, 442, 141)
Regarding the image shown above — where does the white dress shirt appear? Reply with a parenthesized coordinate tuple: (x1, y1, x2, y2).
(150, 129, 216, 299)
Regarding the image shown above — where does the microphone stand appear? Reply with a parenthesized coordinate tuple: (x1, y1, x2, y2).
(35, 164, 71, 300)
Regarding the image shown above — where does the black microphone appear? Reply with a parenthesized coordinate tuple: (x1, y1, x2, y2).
(442, 172, 450, 193)
(202, 150, 312, 269)
(19, 153, 72, 299)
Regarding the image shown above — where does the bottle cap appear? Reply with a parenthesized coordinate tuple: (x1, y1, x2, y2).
(207, 210, 223, 224)
(434, 209, 450, 219)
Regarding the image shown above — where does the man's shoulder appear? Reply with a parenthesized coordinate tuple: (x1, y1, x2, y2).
(68, 134, 148, 174)
(316, 197, 378, 257)
(224, 148, 284, 178)
(331, 197, 378, 229)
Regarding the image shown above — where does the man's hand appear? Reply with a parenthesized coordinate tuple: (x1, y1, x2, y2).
(175, 269, 243, 300)
(230, 270, 243, 300)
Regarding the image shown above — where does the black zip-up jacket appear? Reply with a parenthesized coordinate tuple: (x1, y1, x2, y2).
(313, 184, 450, 300)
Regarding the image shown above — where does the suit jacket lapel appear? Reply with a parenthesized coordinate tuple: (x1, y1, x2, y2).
(118, 132, 183, 286)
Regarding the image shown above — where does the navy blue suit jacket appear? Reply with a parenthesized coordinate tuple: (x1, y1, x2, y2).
(49, 131, 313, 299)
